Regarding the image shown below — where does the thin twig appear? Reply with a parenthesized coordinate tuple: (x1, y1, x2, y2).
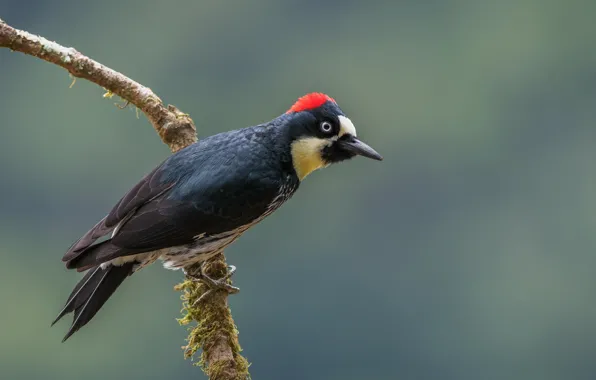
(0, 19, 196, 152)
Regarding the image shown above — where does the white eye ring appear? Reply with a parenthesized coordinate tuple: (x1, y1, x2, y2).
(320, 121, 333, 133)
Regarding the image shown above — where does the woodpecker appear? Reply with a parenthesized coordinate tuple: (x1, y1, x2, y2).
(53, 93, 382, 341)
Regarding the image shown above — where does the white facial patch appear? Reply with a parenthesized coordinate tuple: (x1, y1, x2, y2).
(338, 115, 357, 137)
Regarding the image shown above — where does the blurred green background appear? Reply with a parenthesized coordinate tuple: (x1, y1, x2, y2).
(1, 1, 596, 379)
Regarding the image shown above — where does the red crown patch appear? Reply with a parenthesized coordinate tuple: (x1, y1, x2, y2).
(286, 93, 336, 114)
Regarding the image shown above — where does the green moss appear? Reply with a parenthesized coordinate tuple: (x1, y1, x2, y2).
(175, 112, 190, 119)
(176, 259, 251, 380)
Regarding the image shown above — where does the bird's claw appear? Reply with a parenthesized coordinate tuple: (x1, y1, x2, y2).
(189, 264, 239, 306)
(195, 265, 239, 294)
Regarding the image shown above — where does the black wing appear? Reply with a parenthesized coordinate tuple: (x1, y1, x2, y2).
(110, 153, 285, 250)
(63, 134, 285, 270)
(61, 163, 175, 267)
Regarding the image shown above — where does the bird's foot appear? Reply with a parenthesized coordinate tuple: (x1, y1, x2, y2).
(196, 264, 239, 294)
(188, 264, 239, 306)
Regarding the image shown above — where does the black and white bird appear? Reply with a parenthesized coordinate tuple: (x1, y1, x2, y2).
(53, 92, 382, 341)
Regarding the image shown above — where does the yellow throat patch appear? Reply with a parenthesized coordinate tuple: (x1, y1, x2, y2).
(291, 137, 331, 180)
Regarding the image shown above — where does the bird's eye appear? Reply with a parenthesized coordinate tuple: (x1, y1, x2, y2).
(320, 121, 333, 134)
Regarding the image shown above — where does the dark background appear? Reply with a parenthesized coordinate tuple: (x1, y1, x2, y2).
(1, 1, 596, 379)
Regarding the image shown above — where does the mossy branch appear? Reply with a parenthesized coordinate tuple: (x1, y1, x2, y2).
(176, 261, 250, 379)
(0, 19, 249, 380)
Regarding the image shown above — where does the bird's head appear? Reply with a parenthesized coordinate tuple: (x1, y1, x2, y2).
(283, 93, 382, 180)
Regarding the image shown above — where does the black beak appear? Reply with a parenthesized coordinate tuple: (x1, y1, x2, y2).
(338, 135, 383, 161)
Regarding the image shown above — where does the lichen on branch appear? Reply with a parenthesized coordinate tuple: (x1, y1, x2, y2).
(0, 19, 249, 380)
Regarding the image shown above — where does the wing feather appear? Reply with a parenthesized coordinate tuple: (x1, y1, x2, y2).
(62, 165, 173, 262)
(62, 130, 293, 268)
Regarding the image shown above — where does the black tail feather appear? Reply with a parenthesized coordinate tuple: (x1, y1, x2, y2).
(51, 266, 103, 326)
(52, 263, 134, 342)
